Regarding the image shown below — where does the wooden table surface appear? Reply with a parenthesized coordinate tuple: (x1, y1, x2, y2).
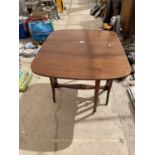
(31, 30, 131, 80)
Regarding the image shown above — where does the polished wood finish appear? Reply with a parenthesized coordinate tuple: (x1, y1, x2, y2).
(49, 78, 113, 109)
(54, 83, 106, 90)
(49, 77, 58, 103)
(105, 80, 113, 106)
(31, 30, 131, 80)
(31, 30, 131, 112)
(93, 80, 100, 113)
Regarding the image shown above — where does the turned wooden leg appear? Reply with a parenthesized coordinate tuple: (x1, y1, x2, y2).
(93, 80, 100, 113)
(105, 80, 113, 106)
(49, 77, 57, 103)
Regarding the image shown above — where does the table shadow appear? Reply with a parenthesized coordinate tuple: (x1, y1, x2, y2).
(19, 83, 105, 152)
(19, 83, 78, 152)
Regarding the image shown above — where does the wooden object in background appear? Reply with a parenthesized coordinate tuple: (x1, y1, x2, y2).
(120, 0, 135, 36)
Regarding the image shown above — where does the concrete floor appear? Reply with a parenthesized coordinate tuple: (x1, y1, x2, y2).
(19, 0, 135, 154)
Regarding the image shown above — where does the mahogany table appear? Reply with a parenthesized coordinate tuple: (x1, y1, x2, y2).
(31, 30, 131, 113)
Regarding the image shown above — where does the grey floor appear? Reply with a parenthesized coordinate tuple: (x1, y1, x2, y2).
(19, 0, 135, 154)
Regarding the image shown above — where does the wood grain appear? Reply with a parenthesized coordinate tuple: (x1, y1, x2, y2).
(31, 30, 131, 80)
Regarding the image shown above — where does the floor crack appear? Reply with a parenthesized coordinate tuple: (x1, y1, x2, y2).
(54, 88, 63, 151)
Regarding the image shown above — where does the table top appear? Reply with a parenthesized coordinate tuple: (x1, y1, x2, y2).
(31, 30, 131, 80)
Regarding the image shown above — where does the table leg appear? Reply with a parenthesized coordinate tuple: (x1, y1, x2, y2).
(49, 77, 58, 103)
(53, 77, 58, 87)
(105, 80, 113, 106)
(93, 80, 100, 113)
